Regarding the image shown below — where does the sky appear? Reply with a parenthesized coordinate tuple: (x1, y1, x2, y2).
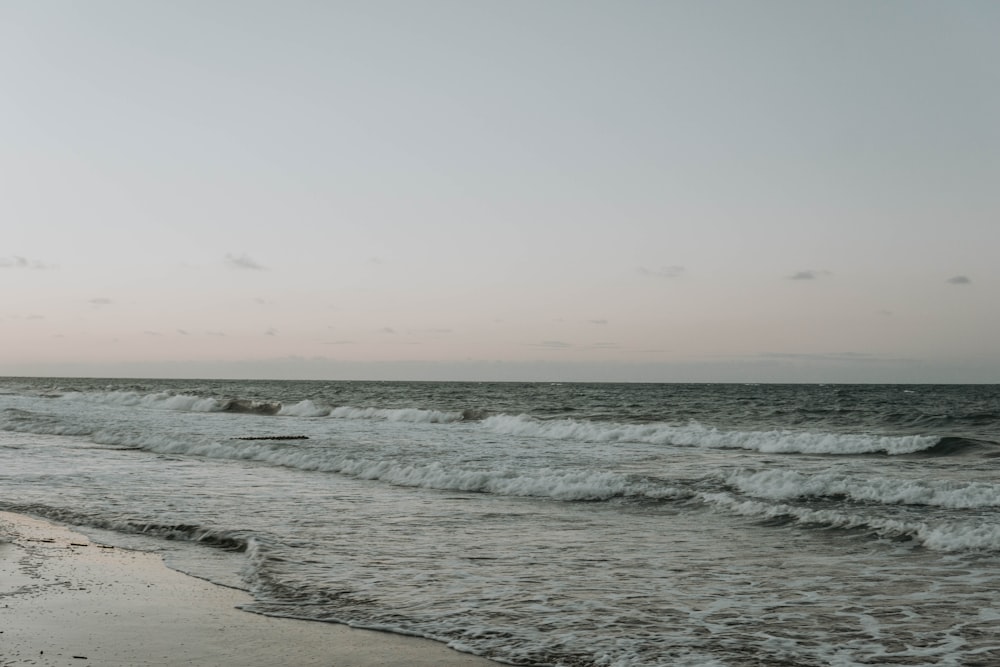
(2, 1, 998, 383)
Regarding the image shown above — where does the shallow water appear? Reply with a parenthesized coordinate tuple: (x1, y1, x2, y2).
(2, 379, 999, 666)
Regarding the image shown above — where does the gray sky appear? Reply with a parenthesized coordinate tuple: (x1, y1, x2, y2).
(3, 1, 998, 382)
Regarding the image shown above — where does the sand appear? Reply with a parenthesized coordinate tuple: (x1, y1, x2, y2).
(0, 512, 502, 666)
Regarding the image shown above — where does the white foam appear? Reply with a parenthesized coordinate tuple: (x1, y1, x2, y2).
(480, 414, 939, 455)
(700, 491, 1000, 552)
(61, 391, 223, 412)
(56, 390, 467, 424)
(327, 406, 464, 423)
(277, 400, 331, 417)
(93, 431, 683, 502)
(1, 419, 93, 437)
(727, 469, 1000, 509)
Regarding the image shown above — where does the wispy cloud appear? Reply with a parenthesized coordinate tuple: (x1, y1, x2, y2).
(589, 319, 609, 325)
(946, 275, 971, 285)
(265, 327, 278, 336)
(787, 270, 831, 281)
(638, 265, 684, 279)
(226, 253, 267, 270)
(1, 256, 53, 270)
(759, 351, 913, 363)
(89, 298, 113, 306)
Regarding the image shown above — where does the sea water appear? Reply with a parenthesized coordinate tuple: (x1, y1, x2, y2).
(1, 379, 998, 666)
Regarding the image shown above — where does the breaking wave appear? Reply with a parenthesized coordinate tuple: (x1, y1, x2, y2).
(726, 469, 1000, 509)
(14, 390, 970, 458)
(76, 429, 687, 502)
(325, 406, 464, 423)
(699, 492, 1000, 552)
(54, 391, 466, 423)
(481, 414, 941, 455)
(61, 390, 226, 412)
(0, 503, 251, 552)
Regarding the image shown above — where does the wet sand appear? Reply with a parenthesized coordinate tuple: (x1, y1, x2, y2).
(0, 512, 502, 666)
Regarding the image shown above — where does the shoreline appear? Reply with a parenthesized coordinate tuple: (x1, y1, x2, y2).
(0, 512, 502, 666)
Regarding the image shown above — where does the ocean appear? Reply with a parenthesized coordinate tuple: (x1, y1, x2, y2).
(1, 378, 998, 666)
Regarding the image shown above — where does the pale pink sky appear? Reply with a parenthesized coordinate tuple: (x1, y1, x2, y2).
(3, 1, 998, 382)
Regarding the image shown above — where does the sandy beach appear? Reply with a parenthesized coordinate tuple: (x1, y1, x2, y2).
(0, 512, 501, 666)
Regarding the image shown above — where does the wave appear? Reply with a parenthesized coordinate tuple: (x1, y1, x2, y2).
(78, 429, 688, 502)
(56, 391, 467, 424)
(726, 469, 1000, 509)
(220, 399, 282, 415)
(0, 408, 94, 437)
(883, 410, 1000, 432)
(0, 503, 251, 552)
(2, 403, 951, 459)
(20, 390, 973, 456)
(276, 400, 331, 417)
(336, 462, 688, 501)
(61, 390, 226, 412)
(698, 492, 1000, 552)
(909, 436, 993, 457)
(63, 391, 286, 415)
(325, 406, 464, 423)
(481, 414, 941, 455)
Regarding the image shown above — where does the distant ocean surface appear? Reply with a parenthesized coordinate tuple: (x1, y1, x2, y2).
(2, 378, 999, 666)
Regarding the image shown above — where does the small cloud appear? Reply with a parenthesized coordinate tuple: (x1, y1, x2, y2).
(638, 265, 684, 279)
(588, 342, 620, 349)
(177, 329, 190, 336)
(27, 314, 45, 320)
(589, 319, 608, 325)
(530, 340, 572, 349)
(368, 257, 384, 265)
(253, 297, 269, 305)
(144, 331, 161, 336)
(265, 327, 278, 336)
(324, 340, 356, 345)
(946, 275, 971, 285)
(0, 256, 53, 270)
(89, 298, 113, 306)
(787, 269, 833, 281)
(207, 331, 226, 337)
(226, 253, 266, 270)
(381, 327, 396, 334)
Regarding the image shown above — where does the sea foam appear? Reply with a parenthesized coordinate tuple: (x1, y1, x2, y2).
(726, 469, 1000, 509)
(699, 492, 1000, 552)
(480, 414, 939, 455)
